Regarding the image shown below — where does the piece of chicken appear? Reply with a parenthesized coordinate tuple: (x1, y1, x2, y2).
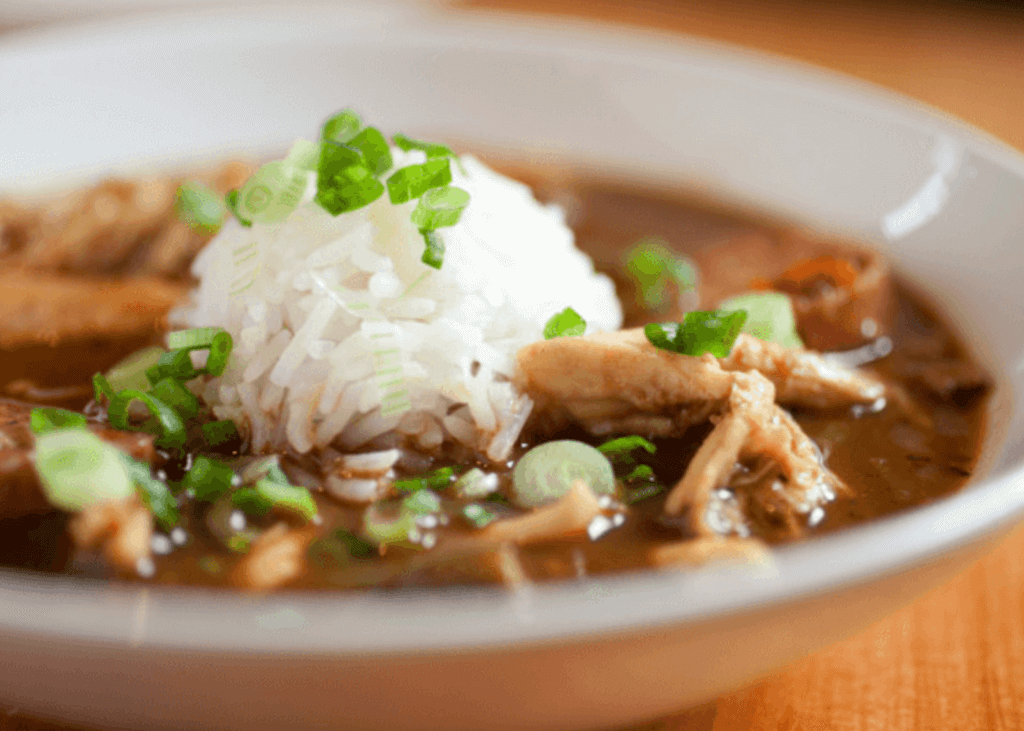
(515, 328, 885, 536)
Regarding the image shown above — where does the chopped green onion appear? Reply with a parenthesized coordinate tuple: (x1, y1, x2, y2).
(202, 420, 239, 448)
(543, 307, 587, 339)
(34, 429, 133, 511)
(362, 504, 419, 546)
(284, 138, 321, 173)
(146, 349, 198, 385)
(232, 478, 318, 522)
(348, 126, 393, 177)
(597, 435, 656, 460)
(511, 440, 615, 508)
(167, 327, 223, 351)
(92, 373, 116, 403)
(241, 455, 290, 487)
(107, 390, 187, 450)
(409, 185, 470, 231)
(236, 161, 308, 224)
(203, 331, 234, 377)
(309, 528, 376, 569)
(454, 468, 497, 499)
(625, 482, 665, 505)
(174, 181, 225, 235)
(30, 407, 87, 435)
(644, 310, 748, 358)
(149, 378, 199, 420)
(625, 464, 655, 482)
(392, 133, 455, 159)
(224, 190, 253, 228)
(420, 229, 445, 270)
(122, 455, 179, 529)
(386, 159, 452, 204)
(625, 239, 697, 311)
(402, 489, 441, 515)
(316, 140, 385, 215)
(393, 467, 456, 493)
(321, 109, 362, 144)
(181, 456, 235, 502)
(105, 346, 165, 393)
(718, 292, 804, 349)
(462, 503, 497, 529)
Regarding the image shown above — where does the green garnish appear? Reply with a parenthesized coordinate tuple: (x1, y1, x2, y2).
(284, 138, 321, 172)
(167, 327, 224, 351)
(402, 489, 442, 515)
(597, 435, 656, 460)
(33, 429, 134, 512)
(321, 109, 363, 144)
(718, 291, 804, 349)
(174, 181, 225, 235)
(420, 230, 445, 270)
(309, 528, 376, 569)
(392, 133, 455, 159)
(393, 466, 456, 493)
(106, 390, 187, 450)
(29, 407, 88, 435)
(348, 127, 393, 177)
(235, 162, 308, 225)
(231, 478, 318, 522)
(511, 440, 615, 508)
(204, 331, 234, 377)
(462, 503, 497, 529)
(315, 140, 385, 215)
(123, 455, 180, 530)
(362, 506, 420, 546)
(644, 310, 748, 358)
(149, 378, 199, 420)
(625, 464, 655, 481)
(224, 190, 253, 227)
(180, 456, 235, 502)
(625, 482, 665, 505)
(92, 372, 116, 403)
(625, 239, 697, 311)
(202, 420, 239, 448)
(146, 349, 198, 386)
(105, 346, 165, 393)
(409, 185, 470, 230)
(386, 159, 452, 204)
(543, 307, 587, 339)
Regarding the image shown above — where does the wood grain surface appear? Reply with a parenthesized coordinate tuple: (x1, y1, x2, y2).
(3, 1, 1024, 729)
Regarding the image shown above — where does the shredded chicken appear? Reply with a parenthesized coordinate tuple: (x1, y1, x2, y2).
(515, 328, 885, 537)
(481, 480, 602, 545)
(68, 495, 153, 574)
(232, 523, 313, 590)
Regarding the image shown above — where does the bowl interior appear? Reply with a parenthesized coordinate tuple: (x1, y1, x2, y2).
(0, 3, 1022, 653)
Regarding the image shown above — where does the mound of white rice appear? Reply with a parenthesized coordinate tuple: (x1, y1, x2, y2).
(177, 149, 621, 461)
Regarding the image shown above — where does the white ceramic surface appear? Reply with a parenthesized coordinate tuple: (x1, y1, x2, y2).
(1, 5, 1023, 730)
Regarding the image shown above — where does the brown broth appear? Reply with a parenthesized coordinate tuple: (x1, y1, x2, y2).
(0, 169, 991, 590)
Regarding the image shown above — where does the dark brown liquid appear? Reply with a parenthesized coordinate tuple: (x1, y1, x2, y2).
(0, 169, 990, 590)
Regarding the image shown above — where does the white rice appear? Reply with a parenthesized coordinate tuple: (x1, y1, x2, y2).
(175, 149, 621, 462)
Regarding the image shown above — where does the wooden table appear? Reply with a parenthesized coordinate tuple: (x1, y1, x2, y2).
(4, 1, 1024, 729)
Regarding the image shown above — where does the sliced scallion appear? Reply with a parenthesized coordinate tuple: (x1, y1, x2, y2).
(511, 440, 615, 508)
(392, 133, 455, 159)
(402, 489, 441, 515)
(181, 455, 235, 502)
(409, 185, 470, 231)
(204, 331, 234, 377)
(386, 159, 452, 204)
(107, 390, 187, 450)
(348, 126, 393, 177)
(625, 239, 698, 311)
(362, 504, 419, 545)
(461, 503, 497, 529)
(202, 420, 239, 448)
(146, 349, 198, 386)
(420, 230, 444, 270)
(167, 327, 223, 351)
(284, 138, 321, 173)
(105, 346, 165, 393)
(122, 455, 180, 529)
(34, 429, 133, 511)
(236, 161, 308, 224)
(597, 435, 656, 460)
(149, 378, 199, 420)
(543, 307, 587, 339)
(316, 140, 385, 215)
(232, 478, 318, 522)
(718, 291, 804, 350)
(174, 181, 225, 235)
(394, 466, 456, 493)
(29, 407, 87, 435)
(92, 373, 116, 403)
(321, 109, 362, 144)
(625, 464, 655, 482)
(644, 310, 748, 358)
(225, 190, 253, 228)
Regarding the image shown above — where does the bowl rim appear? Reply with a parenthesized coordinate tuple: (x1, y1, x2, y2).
(0, 1, 1022, 655)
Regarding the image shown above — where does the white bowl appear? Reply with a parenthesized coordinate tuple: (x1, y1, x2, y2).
(1, 5, 1022, 730)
